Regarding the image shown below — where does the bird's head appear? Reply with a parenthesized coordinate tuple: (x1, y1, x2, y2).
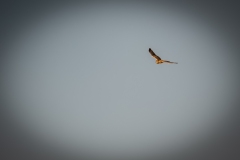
(156, 60, 160, 64)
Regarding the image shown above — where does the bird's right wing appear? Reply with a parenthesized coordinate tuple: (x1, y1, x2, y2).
(149, 48, 161, 60)
(163, 60, 178, 64)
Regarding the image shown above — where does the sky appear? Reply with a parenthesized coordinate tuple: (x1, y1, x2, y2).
(1, 1, 240, 160)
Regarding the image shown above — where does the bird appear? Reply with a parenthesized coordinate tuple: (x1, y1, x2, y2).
(148, 48, 178, 64)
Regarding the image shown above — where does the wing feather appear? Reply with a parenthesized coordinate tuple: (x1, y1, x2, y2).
(149, 48, 161, 60)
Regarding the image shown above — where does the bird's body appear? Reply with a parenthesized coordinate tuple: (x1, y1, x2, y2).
(148, 48, 178, 64)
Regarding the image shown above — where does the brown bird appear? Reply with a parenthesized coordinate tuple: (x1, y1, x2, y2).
(149, 48, 178, 64)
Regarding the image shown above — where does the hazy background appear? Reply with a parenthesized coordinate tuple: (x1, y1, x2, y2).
(0, 1, 240, 160)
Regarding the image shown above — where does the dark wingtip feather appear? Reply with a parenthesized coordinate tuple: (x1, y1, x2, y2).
(149, 48, 151, 51)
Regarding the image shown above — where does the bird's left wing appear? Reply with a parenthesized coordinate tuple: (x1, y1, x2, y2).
(149, 48, 161, 60)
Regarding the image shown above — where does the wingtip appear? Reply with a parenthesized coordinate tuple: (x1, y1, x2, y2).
(149, 48, 151, 51)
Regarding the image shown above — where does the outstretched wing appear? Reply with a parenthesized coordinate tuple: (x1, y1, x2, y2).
(162, 60, 178, 64)
(149, 48, 161, 60)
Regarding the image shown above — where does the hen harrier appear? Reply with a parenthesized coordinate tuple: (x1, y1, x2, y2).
(149, 48, 178, 64)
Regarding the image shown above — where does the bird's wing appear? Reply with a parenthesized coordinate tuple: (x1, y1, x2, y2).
(149, 48, 161, 60)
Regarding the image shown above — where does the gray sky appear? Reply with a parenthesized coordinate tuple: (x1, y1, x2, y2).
(2, 1, 240, 159)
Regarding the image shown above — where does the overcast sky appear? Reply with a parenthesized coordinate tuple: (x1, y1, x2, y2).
(1, 1, 240, 160)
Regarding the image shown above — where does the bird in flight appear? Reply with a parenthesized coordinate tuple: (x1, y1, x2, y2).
(149, 48, 178, 64)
